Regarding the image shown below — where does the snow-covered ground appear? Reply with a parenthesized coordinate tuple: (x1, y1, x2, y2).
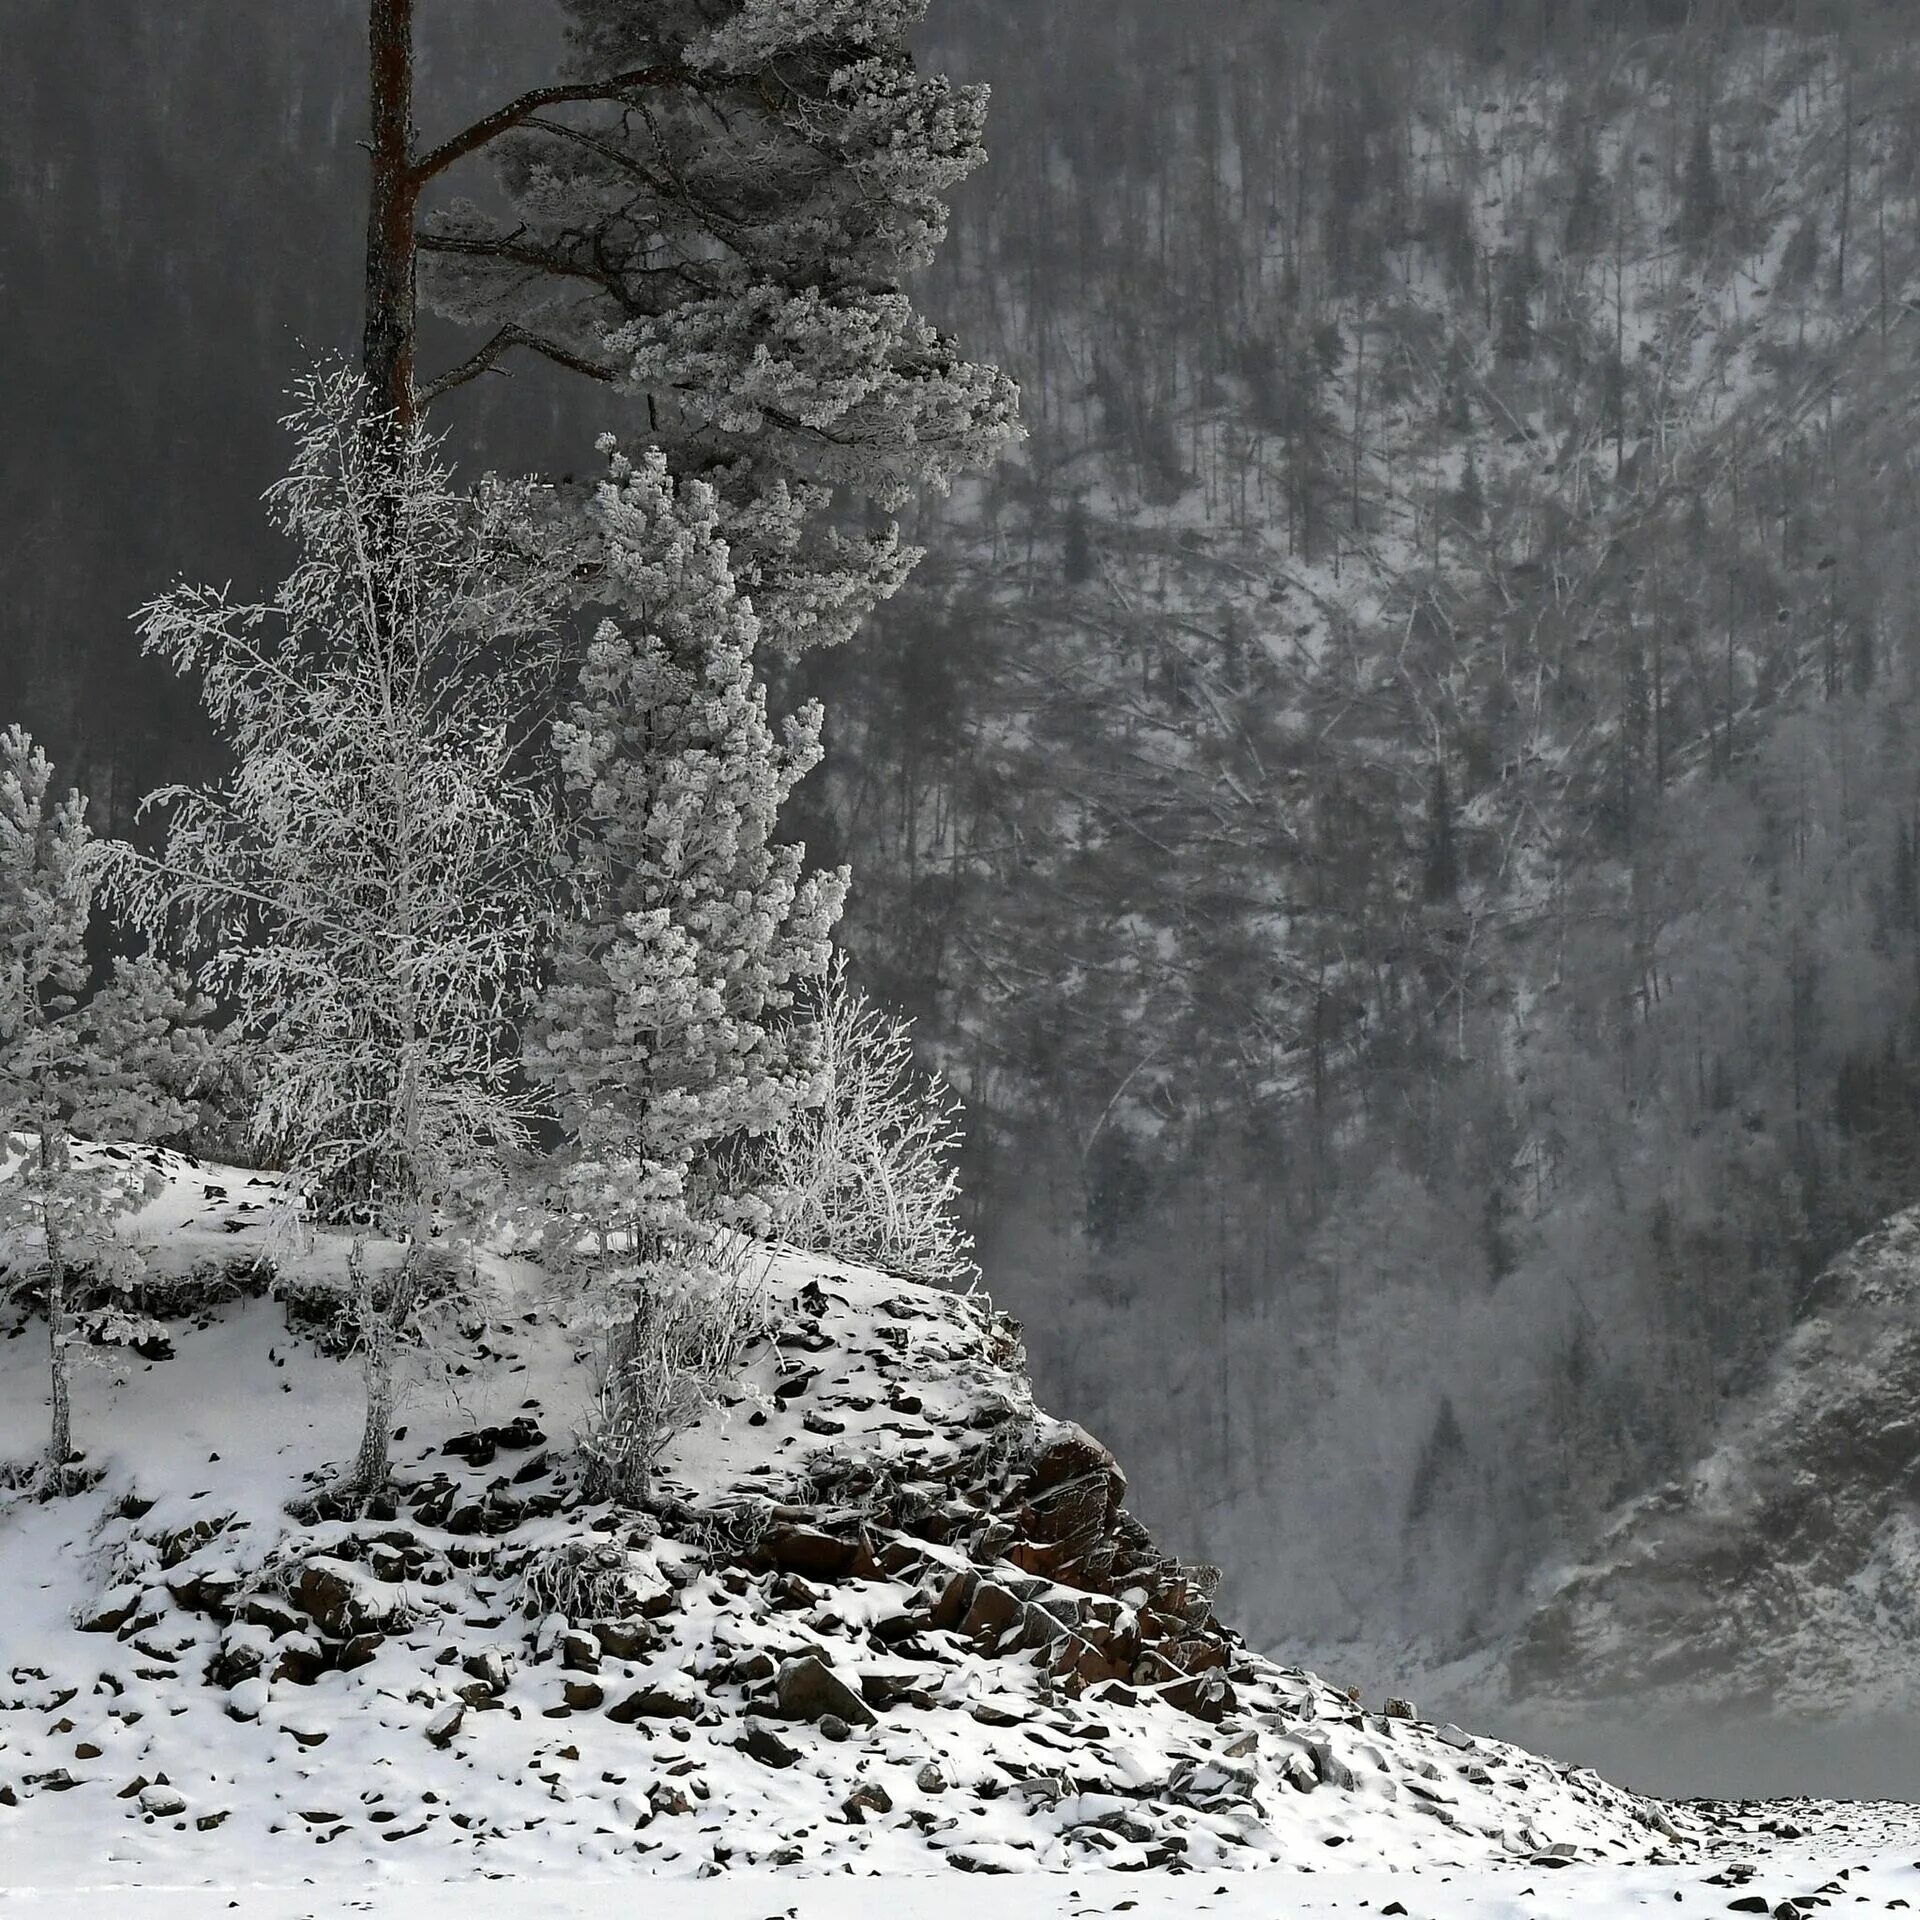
(7, 1818, 1920, 1918)
(0, 1150, 1904, 1913)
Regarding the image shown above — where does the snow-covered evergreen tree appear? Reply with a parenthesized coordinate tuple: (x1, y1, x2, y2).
(527, 443, 846, 1499)
(0, 728, 201, 1485)
(417, 0, 1021, 658)
(106, 370, 575, 1499)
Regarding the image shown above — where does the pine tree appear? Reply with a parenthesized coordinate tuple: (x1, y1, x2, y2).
(1680, 110, 1721, 258)
(527, 442, 847, 1497)
(367, 0, 1023, 659)
(0, 729, 201, 1486)
(1496, 237, 1538, 365)
(1564, 148, 1605, 257)
(1453, 450, 1487, 530)
(106, 371, 574, 1500)
(1422, 756, 1461, 902)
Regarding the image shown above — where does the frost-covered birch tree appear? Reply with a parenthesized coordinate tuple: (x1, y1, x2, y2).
(107, 370, 574, 1500)
(0, 728, 201, 1487)
(526, 442, 846, 1501)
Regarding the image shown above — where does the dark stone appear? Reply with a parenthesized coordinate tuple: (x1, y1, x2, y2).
(859, 1671, 933, 1711)
(214, 1640, 267, 1690)
(1161, 1671, 1237, 1723)
(462, 1649, 507, 1695)
(593, 1621, 661, 1662)
(78, 1592, 141, 1635)
(740, 1722, 801, 1769)
(761, 1524, 859, 1582)
(776, 1654, 876, 1727)
(294, 1562, 390, 1638)
(442, 1431, 497, 1468)
(271, 1636, 331, 1686)
(928, 1570, 977, 1632)
(959, 1581, 1024, 1647)
(606, 1682, 700, 1724)
(842, 1781, 893, 1822)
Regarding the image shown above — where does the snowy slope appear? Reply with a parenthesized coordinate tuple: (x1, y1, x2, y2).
(1, 1148, 1697, 1899)
(1506, 1207, 1920, 1717)
(9, 1819, 1920, 1920)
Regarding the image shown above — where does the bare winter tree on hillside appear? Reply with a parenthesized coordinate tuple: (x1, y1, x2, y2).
(107, 372, 574, 1502)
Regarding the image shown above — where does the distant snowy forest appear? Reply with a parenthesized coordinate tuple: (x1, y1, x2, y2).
(6, 0, 1920, 1673)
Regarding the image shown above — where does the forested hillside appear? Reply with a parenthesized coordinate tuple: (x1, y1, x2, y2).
(7, 0, 1920, 1675)
(801, 0, 1920, 1666)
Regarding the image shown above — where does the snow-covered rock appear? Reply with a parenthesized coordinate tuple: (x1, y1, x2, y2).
(1510, 1208, 1920, 1716)
(1, 1148, 1696, 1891)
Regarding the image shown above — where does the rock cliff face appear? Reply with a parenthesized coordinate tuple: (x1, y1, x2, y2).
(1510, 1208, 1920, 1716)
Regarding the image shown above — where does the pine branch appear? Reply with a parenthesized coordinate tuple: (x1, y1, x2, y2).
(419, 326, 620, 408)
(410, 66, 693, 184)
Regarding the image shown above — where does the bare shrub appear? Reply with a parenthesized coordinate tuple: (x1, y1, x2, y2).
(750, 958, 978, 1287)
(577, 1241, 771, 1507)
(515, 1538, 651, 1622)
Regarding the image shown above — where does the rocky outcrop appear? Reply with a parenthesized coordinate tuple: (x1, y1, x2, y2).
(1511, 1208, 1920, 1715)
(0, 1150, 1703, 1877)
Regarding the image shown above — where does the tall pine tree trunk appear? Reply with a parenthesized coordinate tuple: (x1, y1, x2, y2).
(45, 1228, 70, 1471)
(363, 0, 419, 429)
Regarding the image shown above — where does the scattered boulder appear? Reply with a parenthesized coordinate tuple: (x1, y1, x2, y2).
(740, 1721, 801, 1769)
(775, 1655, 875, 1728)
(593, 1620, 661, 1662)
(606, 1679, 701, 1725)
(759, 1524, 860, 1582)
(842, 1781, 893, 1822)
(294, 1559, 401, 1638)
(559, 1631, 601, 1674)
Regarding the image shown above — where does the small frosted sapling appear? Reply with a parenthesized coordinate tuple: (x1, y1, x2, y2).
(0, 727, 203, 1490)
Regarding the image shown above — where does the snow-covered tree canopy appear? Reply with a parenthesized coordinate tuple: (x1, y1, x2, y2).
(107, 370, 575, 1234)
(528, 441, 848, 1258)
(0, 727, 200, 1200)
(419, 0, 1022, 654)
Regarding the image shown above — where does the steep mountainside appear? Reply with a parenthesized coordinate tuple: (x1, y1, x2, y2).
(796, 8, 1920, 1667)
(0, 1149, 1694, 1890)
(1506, 1206, 1920, 1717)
